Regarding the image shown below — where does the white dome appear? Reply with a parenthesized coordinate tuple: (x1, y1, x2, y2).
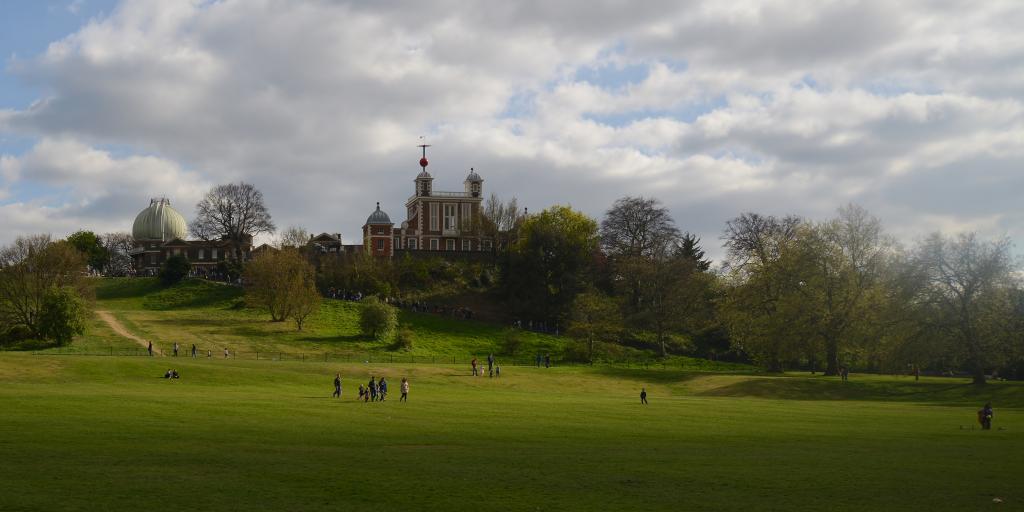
(132, 198, 188, 241)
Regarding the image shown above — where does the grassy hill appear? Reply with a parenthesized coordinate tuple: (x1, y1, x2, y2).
(75, 277, 742, 370)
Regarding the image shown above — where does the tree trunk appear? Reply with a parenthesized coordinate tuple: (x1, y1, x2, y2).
(824, 338, 839, 376)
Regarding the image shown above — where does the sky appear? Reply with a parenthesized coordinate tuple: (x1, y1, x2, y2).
(1, 0, 1023, 262)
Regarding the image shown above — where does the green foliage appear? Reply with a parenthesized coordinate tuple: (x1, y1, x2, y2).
(392, 326, 415, 351)
(66, 231, 110, 271)
(359, 297, 397, 340)
(500, 328, 524, 356)
(567, 291, 621, 362)
(504, 205, 599, 325)
(38, 286, 89, 346)
(159, 255, 191, 286)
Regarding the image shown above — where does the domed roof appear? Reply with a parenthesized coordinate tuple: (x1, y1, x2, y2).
(133, 198, 188, 241)
(465, 167, 482, 182)
(366, 202, 392, 225)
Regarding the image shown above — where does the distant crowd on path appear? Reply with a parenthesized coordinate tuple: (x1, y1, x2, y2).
(333, 374, 411, 403)
(147, 341, 231, 359)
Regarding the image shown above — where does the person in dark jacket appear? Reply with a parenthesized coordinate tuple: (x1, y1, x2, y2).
(979, 402, 994, 430)
(333, 373, 342, 398)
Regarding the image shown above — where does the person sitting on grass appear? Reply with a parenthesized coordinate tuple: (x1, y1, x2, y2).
(172, 370, 180, 379)
(164, 369, 173, 379)
(978, 402, 994, 430)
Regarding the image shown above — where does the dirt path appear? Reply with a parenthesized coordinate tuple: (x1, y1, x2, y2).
(95, 310, 161, 355)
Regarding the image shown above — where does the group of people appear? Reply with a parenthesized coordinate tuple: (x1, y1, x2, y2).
(163, 369, 180, 379)
(470, 354, 501, 377)
(148, 340, 230, 359)
(333, 374, 410, 403)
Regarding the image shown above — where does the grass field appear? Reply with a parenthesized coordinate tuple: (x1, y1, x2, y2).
(0, 353, 1020, 511)
(1, 278, 1021, 510)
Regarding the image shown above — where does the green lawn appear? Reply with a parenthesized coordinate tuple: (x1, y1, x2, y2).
(2, 277, 1020, 510)
(0, 353, 1019, 511)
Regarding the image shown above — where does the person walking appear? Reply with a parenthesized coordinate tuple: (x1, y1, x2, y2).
(173, 343, 179, 357)
(544, 354, 551, 368)
(224, 348, 229, 359)
(333, 373, 342, 398)
(536, 353, 542, 367)
(978, 402, 994, 430)
(368, 377, 378, 402)
(191, 344, 197, 358)
(640, 388, 648, 405)
(400, 377, 409, 402)
(471, 357, 479, 377)
(487, 353, 495, 374)
(379, 377, 388, 401)
(147, 341, 153, 357)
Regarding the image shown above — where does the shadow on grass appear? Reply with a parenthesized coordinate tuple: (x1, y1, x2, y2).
(699, 376, 1024, 408)
(590, 366, 715, 384)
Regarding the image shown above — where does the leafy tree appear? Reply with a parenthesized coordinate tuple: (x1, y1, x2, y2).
(482, 193, 525, 251)
(190, 182, 276, 259)
(38, 286, 89, 346)
(719, 213, 805, 371)
(359, 296, 397, 340)
(67, 231, 109, 272)
(797, 205, 892, 375)
(632, 256, 717, 357)
(0, 235, 89, 340)
(159, 255, 191, 286)
(244, 248, 319, 327)
(567, 291, 621, 362)
(907, 232, 1019, 384)
(504, 205, 599, 327)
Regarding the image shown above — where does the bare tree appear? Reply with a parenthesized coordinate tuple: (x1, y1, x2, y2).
(190, 182, 275, 259)
(600, 197, 681, 259)
(276, 226, 310, 249)
(102, 232, 136, 276)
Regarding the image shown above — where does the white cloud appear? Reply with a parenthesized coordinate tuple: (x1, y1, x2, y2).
(1, 0, 1023, 258)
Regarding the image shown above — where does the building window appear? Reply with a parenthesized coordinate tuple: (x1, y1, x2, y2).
(461, 203, 472, 230)
(149, 254, 156, 265)
(444, 204, 457, 231)
(429, 203, 439, 231)
(173, 248, 181, 256)
(446, 239, 455, 251)
(394, 237, 401, 249)
(377, 239, 385, 250)
(462, 239, 471, 251)
(198, 249, 204, 260)
(212, 248, 218, 259)
(483, 240, 493, 251)
(430, 239, 439, 250)
(408, 238, 417, 250)
(408, 206, 416, 221)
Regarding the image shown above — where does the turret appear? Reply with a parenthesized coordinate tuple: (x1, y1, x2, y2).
(464, 167, 483, 197)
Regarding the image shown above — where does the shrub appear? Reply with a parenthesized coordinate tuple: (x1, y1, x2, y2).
(500, 328, 525, 356)
(392, 327, 415, 351)
(359, 297, 397, 340)
(38, 286, 89, 346)
(159, 255, 191, 285)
